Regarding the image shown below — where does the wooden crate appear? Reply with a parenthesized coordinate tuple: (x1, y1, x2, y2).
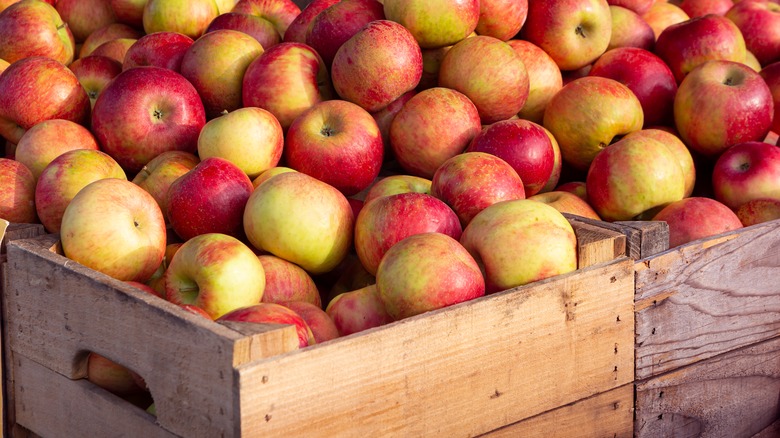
(3, 219, 633, 437)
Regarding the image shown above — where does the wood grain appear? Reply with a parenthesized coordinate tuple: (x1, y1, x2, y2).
(563, 214, 669, 260)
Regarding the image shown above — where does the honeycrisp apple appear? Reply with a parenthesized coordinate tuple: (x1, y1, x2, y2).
(725, 0, 780, 66)
(122, 31, 194, 72)
(284, 0, 339, 43)
(475, 0, 527, 41)
(55, 0, 117, 43)
(326, 284, 394, 336)
(60, 178, 166, 282)
(142, 0, 219, 39)
(251, 166, 297, 188)
(759, 62, 780, 134)
(382, 0, 480, 49)
(110, 0, 146, 27)
(371, 90, 415, 156)
(217, 303, 315, 348)
(652, 197, 743, 248)
(528, 191, 601, 220)
(736, 198, 780, 226)
(363, 175, 432, 203)
(68, 55, 123, 108)
(0, 158, 37, 223)
(641, 2, 690, 41)
(624, 129, 696, 198)
(205, 12, 282, 50)
(282, 301, 339, 343)
(131, 151, 200, 223)
(506, 39, 563, 124)
(607, 5, 655, 51)
(165, 233, 266, 319)
(231, 0, 302, 41)
(680, 0, 734, 18)
(0, 0, 75, 65)
(712, 141, 780, 209)
(79, 22, 143, 58)
(258, 255, 322, 307)
(14, 119, 99, 181)
(305, 0, 385, 68)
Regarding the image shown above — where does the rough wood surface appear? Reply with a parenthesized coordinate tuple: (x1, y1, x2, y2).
(634, 220, 780, 379)
(635, 336, 780, 438)
(480, 384, 634, 438)
(569, 219, 626, 268)
(563, 214, 669, 260)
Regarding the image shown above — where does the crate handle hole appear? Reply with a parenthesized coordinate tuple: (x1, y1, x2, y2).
(84, 351, 155, 413)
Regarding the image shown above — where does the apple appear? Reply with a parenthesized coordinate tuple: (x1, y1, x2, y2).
(91, 66, 206, 173)
(15, 119, 99, 182)
(146, 242, 183, 296)
(180, 304, 213, 319)
(371, 90, 415, 158)
(243, 171, 354, 275)
(383, 0, 479, 49)
(674, 60, 774, 157)
(125, 280, 163, 298)
(607, 0, 653, 15)
(652, 197, 743, 247)
(251, 166, 297, 188)
(60, 178, 166, 282)
(354, 191, 462, 275)
(284, 99, 384, 196)
(607, 5, 655, 51)
(205, 12, 281, 49)
(0, 158, 37, 223)
(109, 0, 146, 27)
(475, 0, 527, 41)
(284, 0, 339, 44)
(86, 352, 147, 397)
(35, 149, 127, 233)
(589, 47, 678, 127)
(325, 284, 394, 336)
(438, 35, 529, 124)
(131, 151, 200, 223)
(655, 14, 747, 83)
(0, 57, 9, 73)
(759, 61, 780, 134)
(506, 39, 563, 124)
(363, 175, 432, 203)
(521, 0, 612, 71)
(143, 0, 219, 39)
(712, 141, 780, 209)
(242, 41, 334, 130)
(0, 0, 75, 65)
(641, 2, 690, 41)
(258, 254, 322, 307)
(122, 31, 195, 72)
(305, 0, 385, 68)
(331, 20, 423, 113)
(726, 0, 780, 67)
(389, 87, 482, 179)
(626, 129, 697, 198)
(68, 55, 123, 108)
(539, 126, 563, 193)
(90, 37, 137, 64)
(231, 0, 302, 41)
(586, 134, 686, 221)
(0, 56, 90, 145)
(735, 198, 780, 226)
(417, 45, 451, 91)
(218, 302, 315, 348)
(282, 301, 339, 343)
(528, 191, 601, 220)
(680, 0, 734, 18)
(745, 50, 762, 72)
(180, 30, 264, 119)
(543, 76, 644, 171)
(166, 157, 254, 241)
(466, 119, 556, 196)
(461, 199, 577, 293)
(556, 181, 589, 202)
(165, 232, 265, 319)
(325, 254, 375, 301)
(376, 232, 485, 320)
(55, 0, 117, 43)
(79, 22, 143, 59)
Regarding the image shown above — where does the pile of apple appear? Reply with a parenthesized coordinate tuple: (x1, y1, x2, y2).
(0, 0, 779, 406)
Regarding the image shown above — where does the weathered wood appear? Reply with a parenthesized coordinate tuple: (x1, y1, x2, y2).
(563, 214, 669, 260)
(0, 223, 45, 257)
(569, 219, 626, 268)
(635, 336, 780, 438)
(634, 220, 780, 379)
(481, 384, 634, 437)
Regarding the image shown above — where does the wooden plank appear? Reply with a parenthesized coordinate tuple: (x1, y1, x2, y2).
(634, 220, 780, 379)
(635, 336, 780, 438)
(569, 219, 626, 268)
(563, 214, 669, 260)
(751, 419, 780, 438)
(234, 257, 635, 437)
(480, 384, 634, 438)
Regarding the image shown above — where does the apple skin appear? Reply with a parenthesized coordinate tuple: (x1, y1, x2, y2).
(206, 12, 281, 50)
(528, 190, 601, 220)
(242, 42, 334, 131)
(86, 352, 147, 398)
(607, 5, 655, 51)
(624, 129, 697, 198)
(475, 0, 527, 41)
(383, 0, 480, 49)
(198, 107, 283, 179)
(284, 99, 384, 196)
(180, 29, 264, 119)
(589, 47, 678, 128)
(726, 0, 780, 67)
(363, 174, 432, 203)
(354, 192, 463, 276)
(325, 284, 394, 336)
(641, 2, 690, 41)
(680, 0, 734, 18)
(735, 198, 780, 226)
(79, 22, 143, 59)
(305, 0, 385, 68)
(466, 119, 555, 196)
(142, 0, 219, 39)
(231, 0, 302, 41)
(655, 14, 747, 84)
(460, 199, 578, 293)
(674, 60, 774, 157)
(539, 126, 563, 193)
(35, 149, 127, 233)
(258, 255, 322, 307)
(165, 233, 266, 320)
(91, 37, 138, 64)
(15, 119, 99, 182)
(376, 232, 485, 320)
(371, 90, 416, 159)
(651, 197, 743, 248)
(125, 280, 163, 298)
(607, 0, 653, 15)
(282, 301, 339, 343)
(180, 304, 213, 319)
(521, 0, 612, 71)
(506, 40, 563, 124)
(284, 0, 339, 43)
(543, 76, 644, 171)
(131, 151, 200, 224)
(68, 55, 123, 108)
(55, 0, 117, 43)
(438, 35, 529, 124)
(122, 31, 194, 72)
(586, 135, 686, 221)
(109, 0, 146, 27)
(251, 166, 297, 188)
(91, 66, 206, 174)
(166, 157, 254, 241)
(389, 87, 482, 179)
(712, 141, 780, 209)
(0, 0, 75, 65)
(331, 20, 423, 113)
(0, 56, 91, 145)
(217, 302, 315, 348)
(60, 178, 166, 282)
(243, 171, 355, 275)
(0, 158, 37, 223)
(556, 181, 589, 202)
(759, 61, 780, 134)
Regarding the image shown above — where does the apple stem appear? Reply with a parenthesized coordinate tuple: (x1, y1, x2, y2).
(724, 77, 734, 86)
(575, 25, 586, 38)
(740, 162, 750, 171)
(320, 127, 335, 137)
(153, 109, 164, 120)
